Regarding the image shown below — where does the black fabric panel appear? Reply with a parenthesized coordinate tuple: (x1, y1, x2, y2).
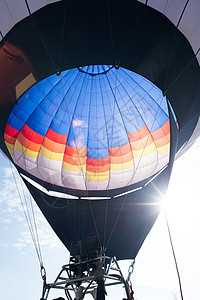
(0, 0, 199, 259)
(22, 163, 172, 260)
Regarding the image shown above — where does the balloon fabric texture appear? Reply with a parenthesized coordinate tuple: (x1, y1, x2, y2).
(0, 0, 200, 259)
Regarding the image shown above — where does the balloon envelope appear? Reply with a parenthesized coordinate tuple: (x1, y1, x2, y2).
(0, 0, 200, 259)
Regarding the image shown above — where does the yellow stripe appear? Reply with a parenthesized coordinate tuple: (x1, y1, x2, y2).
(62, 161, 86, 172)
(5, 142, 14, 156)
(110, 159, 133, 170)
(132, 142, 156, 158)
(40, 146, 64, 161)
(86, 170, 109, 182)
(157, 143, 170, 155)
(15, 139, 39, 158)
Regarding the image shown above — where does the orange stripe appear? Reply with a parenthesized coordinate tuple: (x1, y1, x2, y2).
(131, 135, 153, 151)
(43, 137, 67, 153)
(128, 125, 149, 142)
(151, 120, 170, 140)
(45, 128, 68, 144)
(86, 164, 110, 173)
(110, 151, 133, 164)
(87, 156, 110, 167)
(65, 145, 87, 157)
(109, 143, 132, 156)
(16, 132, 41, 152)
(4, 132, 16, 145)
(64, 154, 86, 165)
(17, 132, 41, 152)
(154, 133, 170, 148)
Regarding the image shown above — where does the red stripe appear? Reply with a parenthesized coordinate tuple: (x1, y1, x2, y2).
(45, 128, 68, 144)
(87, 157, 110, 167)
(109, 143, 132, 156)
(65, 145, 87, 157)
(21, 124, 44, 144)
(4, 124, 19, 138)
(86, 164, 110, 173)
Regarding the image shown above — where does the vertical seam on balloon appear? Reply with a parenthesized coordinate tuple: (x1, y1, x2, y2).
(121, 68, 169, 119)
(99, 67, 111, 190)
(13, 72, 67, 174)
(122, 69, 170, 143)
(119, 69, 165, 184)
(85, 71, 94, 190)
(106, 67, 135, 186)
(5, 1, 15, 24)
(85, 71, 104, 248)
(39, 69, 77, 185)
(120, 68, 170, 167)
(104, 67, 122, 189)
(117, 69, 157, 183)
(57, 69, 88, 188)
(62, 70, 88, 191)
(14, 71, 66, 178)
(163, 0, 169, 14)
(97, 68, 110, 249)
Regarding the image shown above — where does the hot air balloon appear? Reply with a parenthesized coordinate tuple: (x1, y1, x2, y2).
(0, 0, 200, 299)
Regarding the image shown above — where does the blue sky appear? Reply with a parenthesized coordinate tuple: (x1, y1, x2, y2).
(0, 138, 200, 300)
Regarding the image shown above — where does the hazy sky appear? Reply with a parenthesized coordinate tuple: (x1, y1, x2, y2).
(0, 138, 200, 300)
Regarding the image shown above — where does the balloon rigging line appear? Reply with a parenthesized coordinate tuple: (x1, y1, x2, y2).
(104, 68, 165, 249)
(163, 0, 191, 94)
(59, 69, 103, 248)
(58, 0, 68, 73)
(163, 46, 200, 96)
(29, 191, 44, 266)
(86, 73, 103, 249)
(9, 160, 44, 268)
(88, 200, 103, 250)
(163, 0, 169, 13)
(18, 171, 43, 267)
(163, 27, 179, 95)
(176, 0, 190, 28)
(117, 3, 147, 66)
(103, 66, 119, 250)
(24, 0, 58, 74)
(24, 0, 31, 15)
(107, 0, 117, 65)
(97, 70, 112, 249)
(119, 68, 166, 184)
(0, 30, 3, 39)
(6, 99, 44, 270)
(165, 212, 184, 300)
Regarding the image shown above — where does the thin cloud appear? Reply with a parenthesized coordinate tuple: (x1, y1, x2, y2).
(0, 164, 62, 252)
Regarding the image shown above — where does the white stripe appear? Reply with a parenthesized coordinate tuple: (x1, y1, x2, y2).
(20, 173, 78, 199)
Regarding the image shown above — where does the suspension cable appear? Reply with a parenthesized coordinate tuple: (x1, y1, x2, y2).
(24, 0, 58, 73)
(9, 160, 44, 271)
(165, 212, 184, 300)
